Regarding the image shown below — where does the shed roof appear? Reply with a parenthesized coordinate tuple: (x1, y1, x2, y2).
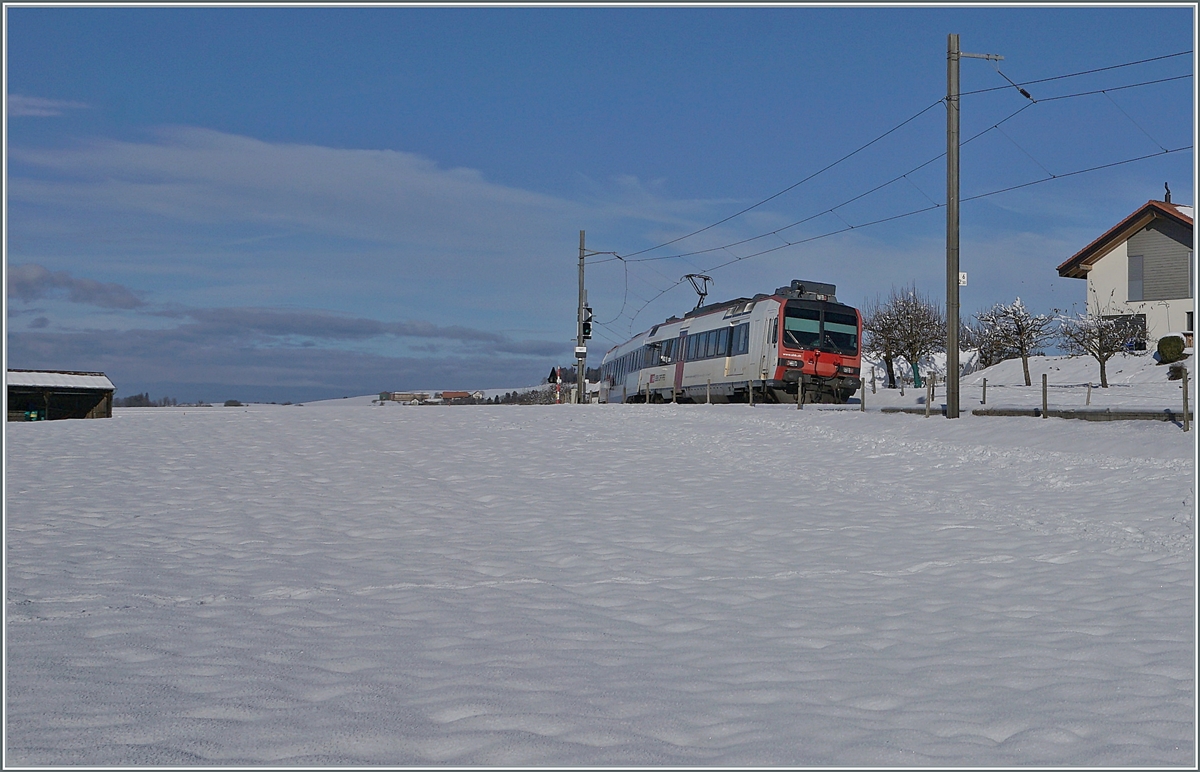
(7, 370, 115, 390)
(1057, 200, 1194, 279)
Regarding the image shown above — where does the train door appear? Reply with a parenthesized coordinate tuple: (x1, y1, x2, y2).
(759, 315, 776, 381)
(673, 329, 688, 398)
(724, 323, 742, 377)
(644, 338, 673, 400)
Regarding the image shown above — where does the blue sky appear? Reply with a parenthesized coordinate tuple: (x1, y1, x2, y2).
(5, 4, 1195, 403)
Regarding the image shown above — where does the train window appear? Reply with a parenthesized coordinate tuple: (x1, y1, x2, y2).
(732, 323, 750, 355)
(770, 319, 777, 344)
(686, 335, 698, 361)
(716, 327, 729, 357)
(783, 306, 820, 349)
(823, 309, 860, 355)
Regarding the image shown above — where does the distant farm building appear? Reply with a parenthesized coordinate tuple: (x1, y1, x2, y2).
(379, 392, 429, 403)
(440, 391, 472, 400)
(7, 370, 115, 421)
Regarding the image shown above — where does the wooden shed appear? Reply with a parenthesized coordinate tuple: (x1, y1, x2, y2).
(7, 370, 115, 421)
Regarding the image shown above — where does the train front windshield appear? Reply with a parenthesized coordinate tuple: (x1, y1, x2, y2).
(783, 301, 859, 355)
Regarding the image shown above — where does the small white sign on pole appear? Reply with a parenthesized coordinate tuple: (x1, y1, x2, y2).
(958, 272, 968, 286)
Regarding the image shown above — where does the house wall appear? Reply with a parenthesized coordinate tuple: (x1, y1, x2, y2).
(1084, 226, 1194, 344)
(1127, 220, 1192, 301)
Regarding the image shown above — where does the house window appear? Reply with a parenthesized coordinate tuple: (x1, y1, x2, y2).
(1128, 254, 1144, 302)
(1188, 311, 1194, 333)
(1103, 313, 1147, 351)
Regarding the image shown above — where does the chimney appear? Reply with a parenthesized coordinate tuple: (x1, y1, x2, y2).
(1164, 182, 1171, 204)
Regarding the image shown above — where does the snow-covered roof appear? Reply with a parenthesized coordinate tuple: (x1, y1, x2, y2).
(1172, 204, 1193, 219)
(7, 370, 115, 390)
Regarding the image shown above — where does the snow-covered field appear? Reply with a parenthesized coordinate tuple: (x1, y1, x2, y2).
(5, 355, 1196, 766)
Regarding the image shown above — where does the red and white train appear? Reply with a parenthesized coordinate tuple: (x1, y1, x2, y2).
(598, 279, 862, 404)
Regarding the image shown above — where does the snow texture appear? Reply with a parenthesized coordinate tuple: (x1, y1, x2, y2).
(5, 356, 1195, 766)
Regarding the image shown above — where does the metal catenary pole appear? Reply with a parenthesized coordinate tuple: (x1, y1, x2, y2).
(947, 34, 960, 419)
(947, 34, 1003, 419)
(577, 230, 586, 404)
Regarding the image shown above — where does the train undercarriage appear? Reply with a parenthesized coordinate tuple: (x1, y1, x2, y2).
(621, 372, 860, 405)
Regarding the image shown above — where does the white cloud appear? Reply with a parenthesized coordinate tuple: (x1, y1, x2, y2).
(8, 128, 717, 251)
(6, 127, 764, 346)
(7, 94, 90, 117)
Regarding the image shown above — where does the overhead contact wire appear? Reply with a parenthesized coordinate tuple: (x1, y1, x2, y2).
(960, 50, 1192, 96)
(625, 101, 1033, 265)
(626, 145, 1193, 326)
(617, 99, 946, 259)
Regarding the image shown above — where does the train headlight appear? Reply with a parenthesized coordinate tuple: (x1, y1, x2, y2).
(838, 365, 860, 375)
(781, 359, 801, 368)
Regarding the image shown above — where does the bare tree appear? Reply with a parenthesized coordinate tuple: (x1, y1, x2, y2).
(862, 295, 900, 388)
(975, 298, 1055, 386)
(1057, 312, 1147, 388)
(889, 284, 944, 388)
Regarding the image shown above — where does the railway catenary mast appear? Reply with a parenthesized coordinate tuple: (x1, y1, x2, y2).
(598, 280, 863, 405)
(576, 230, 587, 404)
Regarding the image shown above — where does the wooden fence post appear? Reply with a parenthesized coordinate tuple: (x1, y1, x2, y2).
(1183, 367, 1190, 432)
(981, 377, 987, 405)
(1042, 373, 1048, 419)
